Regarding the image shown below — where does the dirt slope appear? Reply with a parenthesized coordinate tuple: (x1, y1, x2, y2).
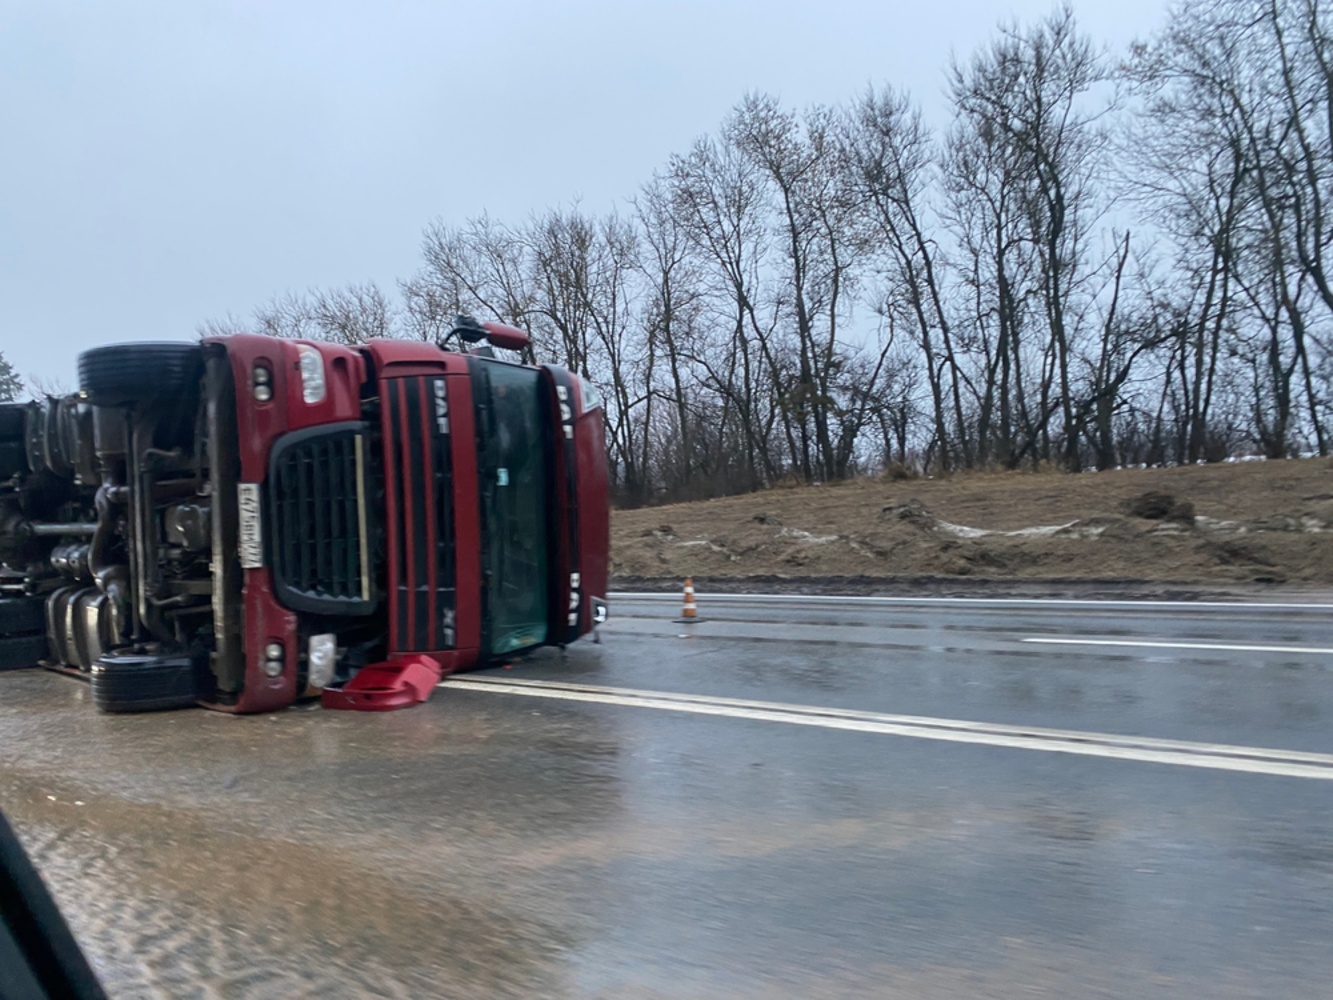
(612, 457, 1333, 593)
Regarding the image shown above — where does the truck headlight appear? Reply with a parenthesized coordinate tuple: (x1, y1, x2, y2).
(253, 365, 273, 402)
(263, 640, 284, 677)
(296, 345, 326, 405)
(307, 633, 336, 689)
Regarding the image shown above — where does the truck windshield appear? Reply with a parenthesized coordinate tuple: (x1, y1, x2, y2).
(472, 359, 550, 656)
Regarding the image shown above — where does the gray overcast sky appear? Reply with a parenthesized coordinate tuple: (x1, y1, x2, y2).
(0, 0, 1170, 384)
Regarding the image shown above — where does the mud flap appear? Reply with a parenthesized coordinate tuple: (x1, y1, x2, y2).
(319, 655, 443, 712)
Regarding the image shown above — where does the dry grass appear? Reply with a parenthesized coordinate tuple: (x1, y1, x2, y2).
(612, 457, 1333, 589)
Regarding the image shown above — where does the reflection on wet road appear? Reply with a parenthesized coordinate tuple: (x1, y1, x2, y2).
(2, 594, 1331, 998)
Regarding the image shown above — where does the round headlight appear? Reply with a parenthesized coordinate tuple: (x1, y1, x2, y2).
(254, 384, 273, 403)
(263, 659, 284, 678)
(264, 642, 283, 661)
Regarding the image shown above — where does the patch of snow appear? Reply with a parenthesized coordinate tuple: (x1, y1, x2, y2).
(935, 521, 990, 539)
(1195, 514, 1328, 534)
(1057, 523, 1110, 539)
(1005, 521, 1082, 538)
(778, 527, 840, 544)
(1146, 521, 1193, 535)
(935, 520, 1081, 539)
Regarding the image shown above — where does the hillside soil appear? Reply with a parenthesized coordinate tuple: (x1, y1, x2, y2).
(611, 457, 1333, 598)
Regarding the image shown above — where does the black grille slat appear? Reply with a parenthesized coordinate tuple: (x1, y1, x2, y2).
(267, 423, 371, 614)
(281, 452, 298, 589)
(314, 439, 329, 588)
(297, 445, 311, 587)
(346, 440, 357, 582)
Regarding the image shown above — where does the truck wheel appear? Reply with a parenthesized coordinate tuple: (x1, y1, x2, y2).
(0, 597, 45, 635)
(0, 634, 47, 672)
(90, 652, 199, 712)
(77, 343, 204, 408)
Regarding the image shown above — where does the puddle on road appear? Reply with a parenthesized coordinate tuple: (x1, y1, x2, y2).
(6, 774, 577, 999)
(5, 664, 1333, 999)
(0, 673, 623, 1000)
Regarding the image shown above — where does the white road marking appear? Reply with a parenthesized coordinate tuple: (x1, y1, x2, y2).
(1023, 638, 1333, 655)
(612, 592, 1333, 610)
(442, 676, 1333, 780)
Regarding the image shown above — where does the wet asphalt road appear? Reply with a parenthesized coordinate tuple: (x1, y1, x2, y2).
(1, 593, 1331, 999)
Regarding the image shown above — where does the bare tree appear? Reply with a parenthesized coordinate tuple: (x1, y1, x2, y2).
(1257, 0, 1331, 453)
(398, 273, 460, 344)
(667, 134, 786, 488)
(944, 48, 1041, 467)
(726, 93, 878, 481)
(308, 282, 394, 344)
(412, 215, 538, 351)
(635, 176, 708, 494)
(525, 207, 654, 501)
(946, 6, 1115, 469)
(1123, 18, 1249, 462)
(1128, 0, 1333, 458)
(846, 85, 971, 469)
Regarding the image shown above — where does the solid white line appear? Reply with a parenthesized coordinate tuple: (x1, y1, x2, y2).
(450, 676, 1333, 761)
(442, 676, 1333, 780)
(611, 592, 1333, 611)
(1023, 638, 1333, 655)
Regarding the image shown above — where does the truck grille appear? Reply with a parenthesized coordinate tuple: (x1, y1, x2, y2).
(267, 422, 373, 615)
(382, 376, 456, 651)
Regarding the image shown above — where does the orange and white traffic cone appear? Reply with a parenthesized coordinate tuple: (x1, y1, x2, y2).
(675, 577, 703, 623)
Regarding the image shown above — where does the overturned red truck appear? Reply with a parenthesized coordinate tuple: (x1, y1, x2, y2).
(0, 318, 609, 712)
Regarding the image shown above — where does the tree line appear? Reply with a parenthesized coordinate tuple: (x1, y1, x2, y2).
(202, 0, 1332, 506)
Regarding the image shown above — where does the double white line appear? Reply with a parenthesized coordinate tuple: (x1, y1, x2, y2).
(443, 676, 1333, 781)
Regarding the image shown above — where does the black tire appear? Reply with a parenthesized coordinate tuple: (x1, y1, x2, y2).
(0, 596, 45, 635)
(77, 343, 204, 408)
(90, 652, 199, 712)
(0, 634, 47, 671)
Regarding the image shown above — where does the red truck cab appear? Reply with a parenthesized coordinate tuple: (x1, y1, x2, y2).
(0, 321, 609, 713)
